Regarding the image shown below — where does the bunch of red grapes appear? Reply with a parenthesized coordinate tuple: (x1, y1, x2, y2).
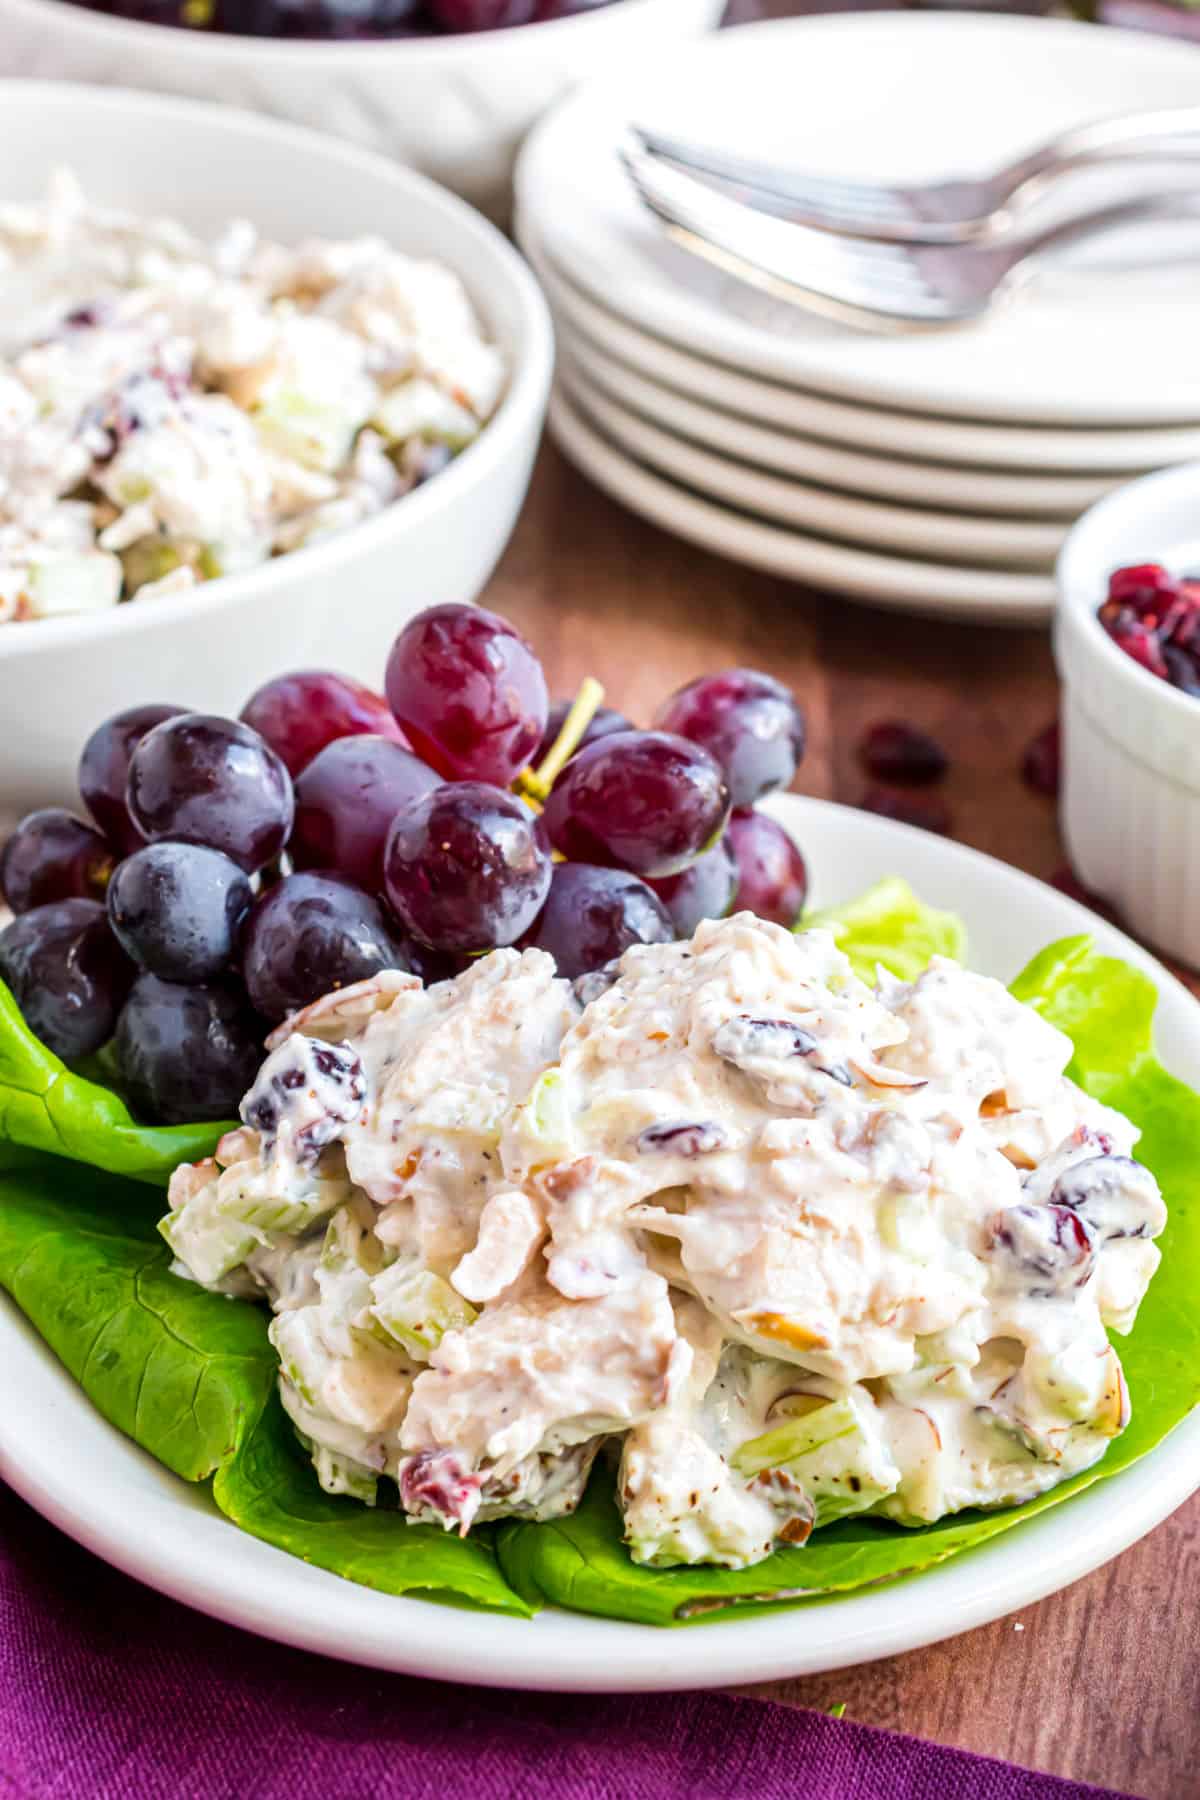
(0, 603, 806, 1125)
(79, 0, 609, 41)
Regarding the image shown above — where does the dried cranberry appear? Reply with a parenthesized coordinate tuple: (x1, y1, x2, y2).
(860, 788, 951, 835)
(1021, 722, 1060, 797)
(399, 1451, 483, 1532)
(1099, 609, 1169, 679)
(1163, 643, 1200, 696)
(637, 1120, 728, 1156)
(858, 721, 948, 786)
(1107, 562, 1179, 615)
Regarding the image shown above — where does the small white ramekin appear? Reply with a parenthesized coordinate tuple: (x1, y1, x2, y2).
(1055, 462, 1200, 969)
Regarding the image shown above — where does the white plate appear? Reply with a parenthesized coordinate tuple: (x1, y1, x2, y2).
(548, 384, 1056, 622)
(557, 326, 1128, 521)
(6, 794, 1198, 1690)
(517, 13, 1200, 427)
(561, 358, 1067, 570)
(521, 221, 1200, 474)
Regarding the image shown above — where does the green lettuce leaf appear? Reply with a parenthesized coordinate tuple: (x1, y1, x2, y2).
(495, 934, 1200, 1623)
(0, 1154, 529, 1616)
(804, 876, 968, 982)
(0, 980, 230, 1184)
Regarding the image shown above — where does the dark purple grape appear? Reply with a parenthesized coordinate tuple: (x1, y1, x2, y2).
(535, 701, 633, 769)
(115, 974, 263, 1124)
(636, 1120, 728, 1155)
(654, 668, 805, 810)
(291, 734, 440, 893)
(647, 836, 737, 937)
(984, 1203, 1095, 1297)
(106, 843, 252, 983)
(241, 870, 424, 1024)
(1048, 1154, 1163, 1242)
(427, 0, 535, 27)
(78, 703, 187, 855)
(0, 808, 115, 915)
(384, 603, 549, 787)
(126, 713, 294, 874)
(0, 898, 134, 1059)
(858, 721, 948, 787)
(523, 863, 672, 979)
(542, 730, 730, 880)
(239, 669, 409, 778)
(384, 783, 551, 953)
(725, 809, 808, 928)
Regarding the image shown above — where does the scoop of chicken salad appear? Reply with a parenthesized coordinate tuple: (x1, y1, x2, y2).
(159, 913, 1166, 1572)
(0, 170, 504, 622)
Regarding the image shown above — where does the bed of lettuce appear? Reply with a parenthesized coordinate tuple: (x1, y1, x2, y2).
(1, 878, 1198, 1626)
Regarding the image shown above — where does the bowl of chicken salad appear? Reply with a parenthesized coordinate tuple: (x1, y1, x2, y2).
(1, 794, 1198, 1687)
(0, 82, 552, 812)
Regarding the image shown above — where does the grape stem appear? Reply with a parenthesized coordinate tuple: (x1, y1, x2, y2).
(519, 676, 606, 803)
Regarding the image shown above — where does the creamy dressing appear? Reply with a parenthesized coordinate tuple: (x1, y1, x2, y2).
(161, 914, 1166, 1571)
(0, 169, 504, 621)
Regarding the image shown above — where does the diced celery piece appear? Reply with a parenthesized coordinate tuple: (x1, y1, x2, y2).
(731, 1397, 860, 1478)
(879, 1191, 940, 1261)
(732, 1393, 901, 1526)
(120, 538, 182, 595)
(320, 1204, 386, 1277)
(371, 378, 478, 449)
(217, 1170, 347, 1237)
(158, 1193, 258, 1286)
(518, 1067, 572, 1164)
(269, 1308, 330, 1410)
(26, 552, 122, 618)
(368, 1264, 477, 1360)
(254, 392, 358, 472)
(311, 1443, 379, 1505)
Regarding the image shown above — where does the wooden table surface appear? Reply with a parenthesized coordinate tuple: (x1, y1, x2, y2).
(484, 441, 1200, 1799)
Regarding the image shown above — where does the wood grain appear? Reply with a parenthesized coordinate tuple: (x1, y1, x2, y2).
(484, 443, 1200, 1799)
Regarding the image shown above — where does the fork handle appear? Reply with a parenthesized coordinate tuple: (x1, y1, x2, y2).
(1014, 186, 1200, 266)
(1002, 107, 1200, 205)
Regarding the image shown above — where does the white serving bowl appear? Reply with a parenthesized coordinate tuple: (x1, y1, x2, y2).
(0, 80, 553, 815)
(0, 0, 723, 222)
(1055, 462, 1200, 968)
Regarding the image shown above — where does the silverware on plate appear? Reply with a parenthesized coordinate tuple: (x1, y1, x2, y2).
(630, 108, 1200, 245)
(621, 141, 1200, 331)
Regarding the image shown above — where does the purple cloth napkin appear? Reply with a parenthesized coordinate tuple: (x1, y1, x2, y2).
(0, 1480, 1132, 1800)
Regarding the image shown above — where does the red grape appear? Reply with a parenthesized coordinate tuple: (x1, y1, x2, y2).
(242, 870, 425, 1024)
(384, 783, 552, 953)
(107, 843, 252, 982)
(1, 808, 115, 915)
(0, 898, 134, 1059)
(542, 730, 729, 880)
(523, 863, 672, 979)
(291, 734, 441, 893)
(726, 808, 808, 927)
(648, 836, 737, 937)
(240, 669, 408, 778)
(127, 713, 294, 874)
(536, 701, 632, 769)
(427, 0, 535, 27)
(116, 974, 262, 1124)
(654, 668, 805, 809)
(78, 703, 186, 855)
(384, 603, 549, 786)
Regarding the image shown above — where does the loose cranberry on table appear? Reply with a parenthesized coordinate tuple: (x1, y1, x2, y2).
(1098, 562, 1200, 693)
(858, 721, 948, 787)
(1021, 722, 1060, 798)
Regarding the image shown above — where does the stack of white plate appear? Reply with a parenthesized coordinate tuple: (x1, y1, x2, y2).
(515, 11, 1200, 624)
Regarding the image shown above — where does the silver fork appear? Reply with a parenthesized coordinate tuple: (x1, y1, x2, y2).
(621, 143, 1200, 331)
(631, 109, 1200, 245)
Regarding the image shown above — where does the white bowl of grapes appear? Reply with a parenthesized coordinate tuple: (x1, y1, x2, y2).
(0, 0, 723, 221)
(0, 601, 808, 1128)
(0, 82, 553, 814)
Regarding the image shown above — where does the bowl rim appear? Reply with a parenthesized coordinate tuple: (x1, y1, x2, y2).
(0, 79, 555, 663)
(0, 0, 687, 62)
(1054, 459, 1200, 728)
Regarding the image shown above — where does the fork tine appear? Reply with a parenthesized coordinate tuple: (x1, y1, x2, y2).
(623, 147, 941, 309)
(621, 149, 955, 325)
(631, 124, 909, 224)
